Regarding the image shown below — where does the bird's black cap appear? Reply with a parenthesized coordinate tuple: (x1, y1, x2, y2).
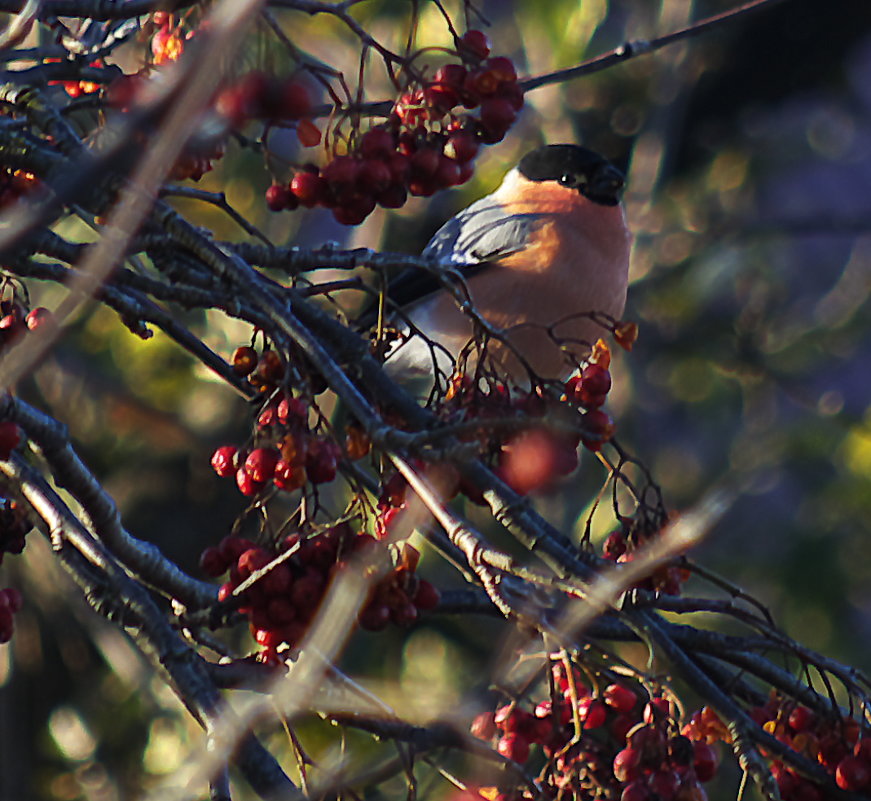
(517, 144, 625, 206)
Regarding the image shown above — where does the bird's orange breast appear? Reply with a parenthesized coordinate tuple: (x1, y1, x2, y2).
(403, 175, 632, 381)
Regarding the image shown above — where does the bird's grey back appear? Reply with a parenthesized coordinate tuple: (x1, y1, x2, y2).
(422, 194, 547, 264)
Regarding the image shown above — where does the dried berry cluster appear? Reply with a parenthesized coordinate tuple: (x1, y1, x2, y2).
(471, 663, 719, 801)
(262, 29, 523, 224)
(199, 527, 439, 662)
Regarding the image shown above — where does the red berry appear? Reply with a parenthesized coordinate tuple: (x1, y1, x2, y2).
(305, 438, 339, 484)
(434, 154, 461, 188)
(603, 530, 627, 560)
(244, 448, 280, 483)
(424, 82, 458, 113)
(265, 183, 294, 212)
(357, 158, 392, 192)
(496, 80, 525, 111)
(459, 30, 491, 60)
(496, 732, 529, 763)
(332, 194, 375, 225)
(581, 409, 615, 451)
(788, 705, 815, 732)
(231, 345, 258, 376)
(358, 602, 391, 631)
(0, 421, 21, 460)
(236, 466, 264, 496)
(376, 183, 407, 209)
(322, 155, 361, 192)
(290, 171, 326, 207)
(25, 307, 53, 331)
(611, 713, 636, 742)
(290, 571, 323, 615)
(409, 147, 440, 179)
(579, 697, 606, 729)
(470, 711, 496, 740)
(359, 128, 395, 159)
(692, 741, 718, 783)
(649, 770, 680, 801)
(412, 579, 440, 610)
(479, 98, 517, 141)
(216, 581, 235, 603)
(199, 545, 227, 577)
(237, 547, 270, 577)
(620, 782, 650, 801)
(498, 429, 568, 495)
(390, 601, 418, 626)
(273, 460, 306, 492)
(604, 682, 637, 713)
(0, 608, 13, 643)
(576, 364, 612, 405)
(267, 597, 297, 625)
(444, 131, 479, 164)
(836, 755, 871, 791)
(0, 587, 22, 613)
(279, 78, 311, 119)
(613, 747, 642, 782)
(434, 64, 467, 88)
(467, 67, 500, 98)
(485, 56, 517, 84)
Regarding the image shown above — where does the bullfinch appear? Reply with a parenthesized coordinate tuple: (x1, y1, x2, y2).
(364, 144, 631, 383)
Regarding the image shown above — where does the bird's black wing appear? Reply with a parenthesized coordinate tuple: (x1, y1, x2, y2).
(357, 194, 546, 328)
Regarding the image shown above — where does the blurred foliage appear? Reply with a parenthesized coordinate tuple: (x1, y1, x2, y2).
(3, 0, 871, 799)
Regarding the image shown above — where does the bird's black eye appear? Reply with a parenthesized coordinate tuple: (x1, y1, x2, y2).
(558, 173, 575, 187)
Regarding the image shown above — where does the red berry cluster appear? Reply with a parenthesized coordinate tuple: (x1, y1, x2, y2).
(471, 664, 719, 801)
(424, 343, 616, 498)
(686, 694, 870, 799)
(210, 344, 368, 497)
(601, 518, 690, 596)
(265, 29, 523, 224)
(199, 527, 440, 662)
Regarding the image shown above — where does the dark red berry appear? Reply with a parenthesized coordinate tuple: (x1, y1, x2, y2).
(265, 183, 294, 212)
(232, 345, 258, 376)
(693, 741, 718, 783)
(496, 732, 529, 763)
(604, 682, 637, 713)
(412, 579, 440, 610)
(199, 546, 227, 577)
(836, 756, 871, 791)
(25, 307, 53, 331)
(290, 171, 326, 207)
(359, 128, 395, 159)
(444, 131, 479, 163)
(0, 421, 21, 460)
(458, 30, 491, 60)
(244, 448, 280, 483)
(236, 466, 265, 496)
(279, 78, 311, 119)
